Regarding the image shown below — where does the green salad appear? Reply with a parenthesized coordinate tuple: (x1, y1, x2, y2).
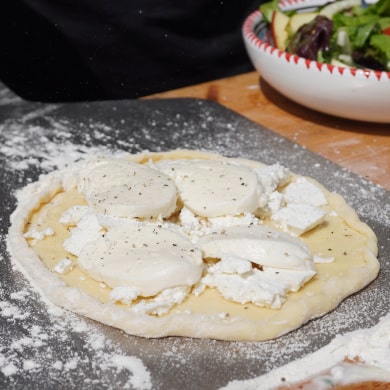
(260, 0, 390, 71)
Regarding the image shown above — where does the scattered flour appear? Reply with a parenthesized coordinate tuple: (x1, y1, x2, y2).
(110, 355, 152, 390)
(0, 99, 388, 389)
(221, 314, 390, 389)
(0, 281, 153, 390)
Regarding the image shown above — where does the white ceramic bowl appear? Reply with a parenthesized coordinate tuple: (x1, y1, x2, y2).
(242, 0, 390, 123)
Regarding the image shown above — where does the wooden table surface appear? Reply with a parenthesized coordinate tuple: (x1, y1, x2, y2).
(146, 71, 390, 191)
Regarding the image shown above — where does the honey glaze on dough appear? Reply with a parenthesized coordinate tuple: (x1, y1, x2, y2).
(7, 150, 379, 341)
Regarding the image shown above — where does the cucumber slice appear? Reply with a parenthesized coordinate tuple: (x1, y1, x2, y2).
(319, 0, 360, 18)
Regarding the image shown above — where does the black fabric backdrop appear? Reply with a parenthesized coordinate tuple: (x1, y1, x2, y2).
(0, 0, 262, 102)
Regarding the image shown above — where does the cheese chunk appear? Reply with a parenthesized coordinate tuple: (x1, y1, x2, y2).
(201, 266, 291, 309)
(53, 258, 73, 275)
(271, 204, 327, 236)
(200, 265, 315, 309)
(155, 159, 259, 217)
(77, 224, 203, 297)
(62, 211, 105, 256)
(78, 158, 177, 218)
(129, 286, 190, 315)
(284, 177, 328, 207)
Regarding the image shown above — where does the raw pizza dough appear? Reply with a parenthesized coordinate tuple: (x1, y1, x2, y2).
(7, 150, 379, 341)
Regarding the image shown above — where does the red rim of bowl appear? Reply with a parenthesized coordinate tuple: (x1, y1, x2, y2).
(243, 9, 390, 81)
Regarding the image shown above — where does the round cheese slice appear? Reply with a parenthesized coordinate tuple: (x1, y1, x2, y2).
(78, 157, 177, 218)
(155, 159, 259, 217)
(199, 225, 314, 271)
(78, 224, 203, 297)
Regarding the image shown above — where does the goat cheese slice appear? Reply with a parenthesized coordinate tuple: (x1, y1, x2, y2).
(155, 159, 259, 217)
(199, 225, 315, 272)
(77, 224, 203, 297)
(78, 158, 178, 218)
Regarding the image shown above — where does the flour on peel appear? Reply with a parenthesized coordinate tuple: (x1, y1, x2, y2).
(221, 314, 390, 389)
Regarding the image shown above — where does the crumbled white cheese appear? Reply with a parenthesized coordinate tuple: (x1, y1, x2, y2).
(110, 286, 139, 305)
(59, 205, 90, 226)
(208, 254, 253, 275)
(201, 267, 289, 309)
(23, 227, 54, 241)
(262, 266, 316, 292)
(255, 163, 291, 207)
(130, 286, 190, 315)
(200, 263, 315, 308)
(267, 191, 284, 214)
(284, 177, 328, 207)
(208, 212, 261, 230)
(178, 207, 261, 242)
(62, 212, 105, 256)
(198, 256, 316, 308)
(197, 225, 316, 308)
(313, 254, 335, 264)
(179, 207, 202, 235)
(53, 258, 73, 275)
(271, 204, 326, 236)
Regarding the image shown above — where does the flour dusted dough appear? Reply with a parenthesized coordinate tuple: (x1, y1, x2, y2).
(7, 150, 379, 341)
